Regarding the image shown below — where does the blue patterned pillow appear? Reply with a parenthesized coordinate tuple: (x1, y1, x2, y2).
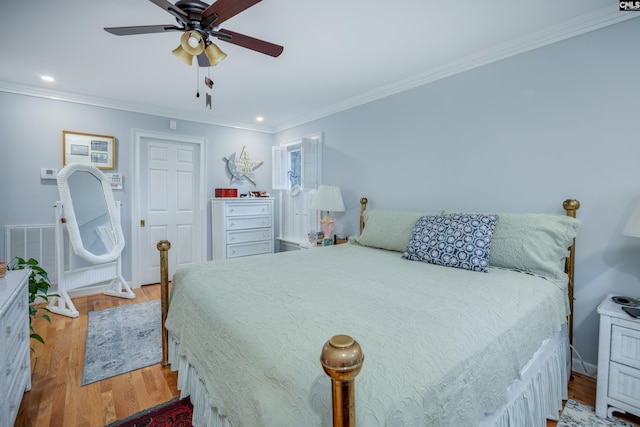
(402, 214, 499, 272)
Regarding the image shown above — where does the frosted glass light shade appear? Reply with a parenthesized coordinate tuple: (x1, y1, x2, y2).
(205, 42, 227, 66)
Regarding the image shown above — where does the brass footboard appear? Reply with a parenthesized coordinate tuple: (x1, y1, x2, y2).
(157, 240, 171, 366)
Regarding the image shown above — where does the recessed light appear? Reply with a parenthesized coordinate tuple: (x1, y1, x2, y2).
(256, 116, 264, 122)
(40, 75, 55, 82)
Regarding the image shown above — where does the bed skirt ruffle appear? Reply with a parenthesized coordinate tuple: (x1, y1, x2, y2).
(169, 327, 568, 427)
(481, 325, 569, 427)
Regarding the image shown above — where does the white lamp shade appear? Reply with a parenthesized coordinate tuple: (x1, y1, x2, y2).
(624, 199, 640, 237)
(311, 185, 345, 212)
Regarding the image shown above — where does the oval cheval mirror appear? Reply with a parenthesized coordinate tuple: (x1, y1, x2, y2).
(48, 163, 135, 318)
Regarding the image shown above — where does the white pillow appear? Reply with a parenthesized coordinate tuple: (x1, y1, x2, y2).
(351, 209, 441, 252)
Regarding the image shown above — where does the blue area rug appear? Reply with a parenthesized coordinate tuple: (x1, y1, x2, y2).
(82, 300, 161, 386)
(558, 400, 635, 427)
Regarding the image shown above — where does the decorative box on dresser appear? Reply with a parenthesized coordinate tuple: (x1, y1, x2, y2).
(0, 269, 31, 427)
(596, 294, 640, 419)
(211, 198, 274, 259)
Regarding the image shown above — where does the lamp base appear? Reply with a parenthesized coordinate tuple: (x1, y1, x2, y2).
(320, 213, 335, 240)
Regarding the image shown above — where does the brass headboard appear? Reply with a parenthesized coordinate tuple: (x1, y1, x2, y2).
(358, 197, 580, 347)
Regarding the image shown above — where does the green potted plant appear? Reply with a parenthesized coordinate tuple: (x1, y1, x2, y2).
(8, 257, 56, 347)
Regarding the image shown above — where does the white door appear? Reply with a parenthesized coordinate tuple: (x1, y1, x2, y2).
(133, 131, 206, 286)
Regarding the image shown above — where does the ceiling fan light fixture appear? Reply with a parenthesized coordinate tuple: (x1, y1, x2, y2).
(180, 30, 205, 56)
(172, 45, 193, 66)
(204, 42, 227, 67)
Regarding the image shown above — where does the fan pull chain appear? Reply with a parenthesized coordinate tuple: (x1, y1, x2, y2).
(205, 68, 213, 109)
(196, 66, 200, 98)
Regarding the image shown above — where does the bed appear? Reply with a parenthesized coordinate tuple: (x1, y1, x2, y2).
(161, 198, 580, 427)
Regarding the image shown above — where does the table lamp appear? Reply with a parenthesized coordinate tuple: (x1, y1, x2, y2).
(311, 185, 345, 239)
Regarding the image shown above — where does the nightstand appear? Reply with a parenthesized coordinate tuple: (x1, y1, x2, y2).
(596, 294, 640, 419)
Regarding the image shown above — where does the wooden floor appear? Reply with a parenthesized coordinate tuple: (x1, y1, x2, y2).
(15, 284, 179, 427)
(12, 284, 640, 426)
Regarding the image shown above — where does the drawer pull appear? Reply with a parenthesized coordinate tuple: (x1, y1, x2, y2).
(6, 326, 12, 335)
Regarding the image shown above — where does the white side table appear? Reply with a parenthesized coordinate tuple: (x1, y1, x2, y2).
(596, 294, 640, 419)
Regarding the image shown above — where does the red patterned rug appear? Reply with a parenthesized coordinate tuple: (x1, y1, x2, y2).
(106, 397, 193, 427)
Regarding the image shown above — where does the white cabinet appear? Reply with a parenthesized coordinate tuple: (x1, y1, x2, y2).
(0, 269, 31, 427)
(211, 198, 274, 259)
(596, 294, 640, 419)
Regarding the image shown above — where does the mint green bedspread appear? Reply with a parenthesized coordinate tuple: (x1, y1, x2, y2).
(165, 243, 567, 426)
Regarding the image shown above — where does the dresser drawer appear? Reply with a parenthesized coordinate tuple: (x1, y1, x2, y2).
(227, 228, 272, 245)
(3, 327, 28, 381)
(225, 202, 272, 217)
(226, 215, 272, 231)
(227, 241, 273, 258)
(609, 361, 640, 408)
(2, 297, 28, 363)
(5, 345, 30, 425)
(611, 325, 640, 370)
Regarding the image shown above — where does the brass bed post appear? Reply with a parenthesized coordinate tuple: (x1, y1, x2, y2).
(563, 199, 580, 350)
(157, 240, 171, 366)
(320, 335, 364, 427)
(359, 198, 368, 234)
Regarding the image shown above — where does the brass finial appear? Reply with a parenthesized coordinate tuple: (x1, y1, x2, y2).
(320, 334, 364, 381)
(157, 240, 171, 251)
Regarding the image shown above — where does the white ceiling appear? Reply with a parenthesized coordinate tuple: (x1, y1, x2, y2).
(0, 1, 634, 133)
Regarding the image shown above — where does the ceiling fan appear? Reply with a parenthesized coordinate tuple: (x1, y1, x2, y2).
(104, 0, 283, 67)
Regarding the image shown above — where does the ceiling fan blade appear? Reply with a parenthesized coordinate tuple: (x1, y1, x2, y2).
(202, 0, 261, 26)
(147, 0, 189, 24)
(197, 53, 211, 67)
(104, 24, 182, 36)
(216, 29, 283, 57)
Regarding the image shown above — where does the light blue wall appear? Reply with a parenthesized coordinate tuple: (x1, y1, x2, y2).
(0, 93, 274, 279)
(2, 17, 638, 369)
(275, 18, 640, 367)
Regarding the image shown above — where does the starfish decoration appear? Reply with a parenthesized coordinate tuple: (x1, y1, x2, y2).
(224, 146, 262, 185)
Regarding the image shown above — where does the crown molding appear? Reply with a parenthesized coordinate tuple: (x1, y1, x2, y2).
(273, 8, 637, 133)
(0, 82, 274, 134)
(1, 9, 635, 135)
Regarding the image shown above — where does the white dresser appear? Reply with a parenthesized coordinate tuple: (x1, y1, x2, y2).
(0, 269, 31, 427)
(211, 198, 274, 259)
(596, 294, 640, 419)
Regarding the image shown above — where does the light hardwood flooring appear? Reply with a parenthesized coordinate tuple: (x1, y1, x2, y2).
(13, 284, 640, 426)
(15, 284, 178, 427)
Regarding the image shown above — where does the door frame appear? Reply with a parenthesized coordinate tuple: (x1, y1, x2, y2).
(131, 129, 207, 287)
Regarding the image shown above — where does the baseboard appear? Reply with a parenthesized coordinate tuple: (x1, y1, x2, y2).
(572, 356, 597, 378)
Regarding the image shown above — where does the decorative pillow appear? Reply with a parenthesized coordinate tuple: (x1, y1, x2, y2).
(351, 209, 442, 252)
(402, 213, 499, 272)
(443, 210, 581, 282)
